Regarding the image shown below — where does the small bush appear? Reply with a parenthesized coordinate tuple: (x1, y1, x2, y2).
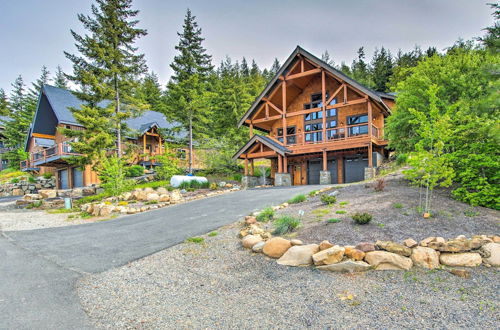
(256, 207, 275, 222)
(10, 178, 19, 184)
(126, 165, 144, 177)
(155, 153, 181, 181)
(43, 172, 53, 179)
(208, 231, 218, 237)
(186, 237, 204, 244)
(320, 194, 337, 205)
(374, 178, 386, 192)
(210, 182, 218, 190)
(233, 173, 242, 182)
(308, 190, 318, 197)
(118, 201, 129, 206)
(273, 215, 301, 235)
(288, 194, 306, 204)
(396, 153, 408, 165)
(393, 203, 403, 209)
(352, 212, 373, 225)
(335, 210, 347, 214)
(145, 200, 158, 205)
(327, 218, 341, 223)
(73, 193, 109, 207)
(178, 180, 210, 190)
(339, 201, 349, 206)
(28, 176, 36, 183)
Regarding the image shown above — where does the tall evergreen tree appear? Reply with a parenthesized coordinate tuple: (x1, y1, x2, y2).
(164, 8, 213, 173)
(240, 57, 250, 77)
(0, 89, 8, 116)
(250, 59, 261, 76)
(26, 66, 50, 111)
(64, 0, 148, 164)
(370, 47, 393, 92)
(137, 72, 163, 112)
(266, 58, 281, 81)
(478, 3, 500, 52)
(53, 65, 68, 89)
(351, 47, 372, 87)
(321, 50, 335, 66)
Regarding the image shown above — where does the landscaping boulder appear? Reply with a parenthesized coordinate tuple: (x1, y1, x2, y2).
(430, 239, 472, 252)
(248, 224, 264, 235)
(419, 237, 436, 247)
(277, 244, 319, 266)
(244, 216, 257, 225)
(403, 238, 418, 248)
(242, 235, 263, 249)
(439, 252, 482, 267)
(448, 269, 470, 279)
(344, 247, 365, 261)
(252, 241, 265, 253)
(263, 237, 292, 258)
(170, 190, 182, 203)
(319, 240, 334, 251)
(159, 194, 170, 202)
(376, 240, 412, 257)
(37, 189, 52, 198)
(121, 192, 132, 201)
(290, 239, 303, 246)
(480, 243, 500, 267)
(146, 193, 160, 202)
(411, 246, 440, 269)
(317, 260, 372, 273)
(133, 189, 148, 201)
(312, 245, 345, 266)
(156, 187, 168, 195)
(364, 251, 413, 270)
(24, 193, 41, 201)
(355, 242, 375, 252)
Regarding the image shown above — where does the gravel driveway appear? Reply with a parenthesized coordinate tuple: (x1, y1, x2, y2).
(77, 223, 499, 329)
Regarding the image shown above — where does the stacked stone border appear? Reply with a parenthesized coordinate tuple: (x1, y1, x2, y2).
(239, 201, 500, 275)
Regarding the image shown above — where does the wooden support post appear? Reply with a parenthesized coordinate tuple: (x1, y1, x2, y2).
(343, 85, 347, 103)
(265, 103, 269, 119)
(244, 157, 249, 176)
(283, 155, 288, 173)
(282, 79, 287, 144)
(278, 155, 283, 173)
(249, 122, 253, 138)
(322, 149, 327, 171)
(368, 101, 373, 138)
(143, 134, 146, 154)
(368, 142, 373, 168)
(158, 135, 163, 155)
(300, 59, 304, 72)
(321, 70, 327, 142)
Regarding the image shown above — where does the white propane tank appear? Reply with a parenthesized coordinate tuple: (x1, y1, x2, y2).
(170, 175, 208, 188)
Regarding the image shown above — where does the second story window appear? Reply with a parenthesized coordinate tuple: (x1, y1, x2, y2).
(277, 126, 296, 145)
(347, 114, 368, 136)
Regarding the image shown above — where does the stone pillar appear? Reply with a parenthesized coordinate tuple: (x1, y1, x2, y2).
(364, 167, 377, 180)
(274, 173, 292, 187)
(319, 171, 331, 185)
(241, 176, 259, 189)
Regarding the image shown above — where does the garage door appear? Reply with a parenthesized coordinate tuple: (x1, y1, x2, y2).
(344, 154, 368, 183)
(307, 160, 321, 184)
(73, 168, 84, 188)
(328, 159, 338, 184)
(59, 169, 69, 189)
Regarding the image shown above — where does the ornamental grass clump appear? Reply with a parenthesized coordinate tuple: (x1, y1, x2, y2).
(320, 194, 337, 205)
(288, 194, 306, 204)
(352, 212, 373, 225)
(273, 215, 301, 235)
(256, 207, 275, 222)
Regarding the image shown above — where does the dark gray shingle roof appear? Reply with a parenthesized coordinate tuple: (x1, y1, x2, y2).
(42, 85, 184, 139)
(232, 134, 291, 160)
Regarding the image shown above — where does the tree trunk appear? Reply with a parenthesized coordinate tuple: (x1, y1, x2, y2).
(188, 114, 193, 174)
(115, 76, 122, 158)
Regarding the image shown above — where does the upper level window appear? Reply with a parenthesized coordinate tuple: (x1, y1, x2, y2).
(347, 114, 369, 136)
(348, 114, 368, 125)
(277, 126, 296, 145)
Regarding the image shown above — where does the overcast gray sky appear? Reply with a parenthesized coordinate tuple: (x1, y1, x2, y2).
(0, 0, 494, 93)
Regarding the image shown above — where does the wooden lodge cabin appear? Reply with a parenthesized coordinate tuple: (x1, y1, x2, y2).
(234, 46, 396, 187)
(21, 85, 202, 189)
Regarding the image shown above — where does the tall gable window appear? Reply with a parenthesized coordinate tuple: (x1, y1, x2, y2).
(347, 114, 368, 136)
(304, 93, 337, 143)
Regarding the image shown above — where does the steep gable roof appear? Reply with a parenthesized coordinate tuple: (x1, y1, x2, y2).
(232, 134, 291, 160)
(238, 46, 392, 128)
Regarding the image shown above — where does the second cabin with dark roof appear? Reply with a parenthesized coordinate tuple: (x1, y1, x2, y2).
(234, 46, 396, 187)
(22, 85, 204, 189)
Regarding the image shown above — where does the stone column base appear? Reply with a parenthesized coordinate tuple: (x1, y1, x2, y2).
(319, 171, 331, 185)
(274, 173, 292, 186)
(241, 176, 259, 189)
(364, 167, 377, 180)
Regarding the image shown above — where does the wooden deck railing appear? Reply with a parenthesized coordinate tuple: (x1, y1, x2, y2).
(20, 142, 81, 169)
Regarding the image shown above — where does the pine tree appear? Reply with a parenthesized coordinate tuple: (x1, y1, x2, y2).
(54, 65, 68, 89)
(137, 72, 163, 112)
(250, 60, 260, 76)
(164, 8, 213, 173)
(0, 89, 8, 116)
(26, 66, 50, 112)
(266, 58, 281, 80)
(321, 50, 335, 66)
(351, 47, 372, 87)
(241, 57, 250, 77)
(478, 3, 500, 52)
(64, 0, 148, 164)
(371, 47, 393, 92)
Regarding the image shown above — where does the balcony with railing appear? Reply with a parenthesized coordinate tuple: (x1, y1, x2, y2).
(276, 123, 383, 147)
(21, 142, 82, 170)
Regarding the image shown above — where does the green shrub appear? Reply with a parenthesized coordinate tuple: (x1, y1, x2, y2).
(98, 156, 134, 196)
(320, 194, 337, 205)
(339, 201, 349, 206)
(10, 178, 19, 184)
(210, 182, 218, 190)
(74, 192, 109, 207)
(126, 165, 144, 177)
(308, 190, 318, 197)
(42, 172, 53, 179)
(144, 200, 158, 205)
(396, 153, 408, 165)
(335, 210, 347, 214)
(208, 231, 218, 237)
(254, 166, 270, 178)
(288, 194, 306, 204)
(133, 180, 172, 190)
(393, 203, 403, 209)
(256, 207, 275, 222)
(178, 180, 210, 190)
(273, 215, 301, 235)
(327, 218, 341, 223)
(155, 153, 181, 181)
(28, 176, 36, 183)
(352, 212, 373, 225)
(186, 237, 204, 244)
(233, 173, 243, 182)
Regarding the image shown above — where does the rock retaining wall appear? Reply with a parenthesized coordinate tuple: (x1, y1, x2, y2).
(0, 177, 55, 197)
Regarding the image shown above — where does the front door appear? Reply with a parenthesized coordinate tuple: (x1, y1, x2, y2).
(293, 165, 302, 185)
(59, 169, 69, 189)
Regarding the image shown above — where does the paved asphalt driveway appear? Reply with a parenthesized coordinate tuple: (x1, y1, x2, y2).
(0, 185, 324, 329)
